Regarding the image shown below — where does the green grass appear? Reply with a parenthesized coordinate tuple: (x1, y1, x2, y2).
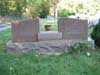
(0, 52, 100, 75)
(0, 29, 11, 53)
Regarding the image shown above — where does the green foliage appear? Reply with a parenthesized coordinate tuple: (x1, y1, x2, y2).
(91, 22, 100, 47)
(38, 0, 59, 18)
(30, 8, 40, 18)
(0, 29, 11, 53)
(58, 0, 100, 15)
(0, 0, 15, 16)
(0, 0, 100, 17)
(39, 8, 49, 18)
(58, 9, 75, 17)
(0, 0, 26, 17)
(0, 0, 59, 18)
(66, 43, 93, 54)
(26, 0, 51, 18)
(14, 0, 26, 17)
(39, 0, 50, 18)
(26, 0, 41, 17)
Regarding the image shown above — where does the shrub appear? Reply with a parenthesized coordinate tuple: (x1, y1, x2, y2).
(66, 43, 93, 54)
(58, 9, 75, 17)
(38, 0, 50, 18)
(91, 22, 100, 47)
(39, 9, 49, 18)
(30, 8, 39, 18)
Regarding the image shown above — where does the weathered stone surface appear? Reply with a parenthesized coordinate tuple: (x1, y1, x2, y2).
(38, 31, 62, 41)
(6, 41, 38, 53)
(58, 18, 88, 40)
(6, 39, 94, 54)
(8, 17, 92, 54)
(11, 18, 39, 42)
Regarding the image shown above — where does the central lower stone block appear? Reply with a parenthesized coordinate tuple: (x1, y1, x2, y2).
(38, 31, 62, 41)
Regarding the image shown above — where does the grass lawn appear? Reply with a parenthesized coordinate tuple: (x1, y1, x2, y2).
(0, 19, 100, 75)
(0, 29, 100, 75)
(0, 52, 100, 75)
(0, 29, 11, 53)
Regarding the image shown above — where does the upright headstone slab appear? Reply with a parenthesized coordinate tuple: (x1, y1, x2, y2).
(58, 18, 64, 32)
(12, 18, 39, 42)
(58, 18, 88, 40)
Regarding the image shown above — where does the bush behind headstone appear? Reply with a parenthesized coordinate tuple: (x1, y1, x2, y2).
(91, 22, 100, 47)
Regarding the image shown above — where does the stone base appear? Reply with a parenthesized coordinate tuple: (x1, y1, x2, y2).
(38, 31, 62, 41)
(6, 39, 94, 54)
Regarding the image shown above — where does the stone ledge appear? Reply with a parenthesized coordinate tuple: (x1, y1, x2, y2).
(6, 39, 94, 54)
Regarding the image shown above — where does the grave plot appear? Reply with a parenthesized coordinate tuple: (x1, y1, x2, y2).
(6, 17, 94, 54)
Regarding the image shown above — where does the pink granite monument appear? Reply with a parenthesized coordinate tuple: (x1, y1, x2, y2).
(11, 18, 39, 42)
(58, 18, 88, 40)
(7, 17, 93, 54)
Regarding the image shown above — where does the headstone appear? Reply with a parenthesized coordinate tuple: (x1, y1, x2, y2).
(11, 18, 39, 42)
(58, 18, 88, 40)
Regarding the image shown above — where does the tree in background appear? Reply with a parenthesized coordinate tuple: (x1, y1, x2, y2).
(49, 0, 60, 18)
(38, 0, 50, 18)
(14, 0, 26, 17)
(24, 0, 41, 17)
(0, 0, 15, 16)
(26, 0, 59, 18)
(24, 0, 50, 18)
(58, 0, 100, 17)
(0, 0, 26, 17)
(0, 0, 100, 18)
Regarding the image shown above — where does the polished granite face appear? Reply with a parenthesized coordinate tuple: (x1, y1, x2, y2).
(11, 18, 88, 43)
(58, 18, 88, 40)
(11, 18, 39, 42)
